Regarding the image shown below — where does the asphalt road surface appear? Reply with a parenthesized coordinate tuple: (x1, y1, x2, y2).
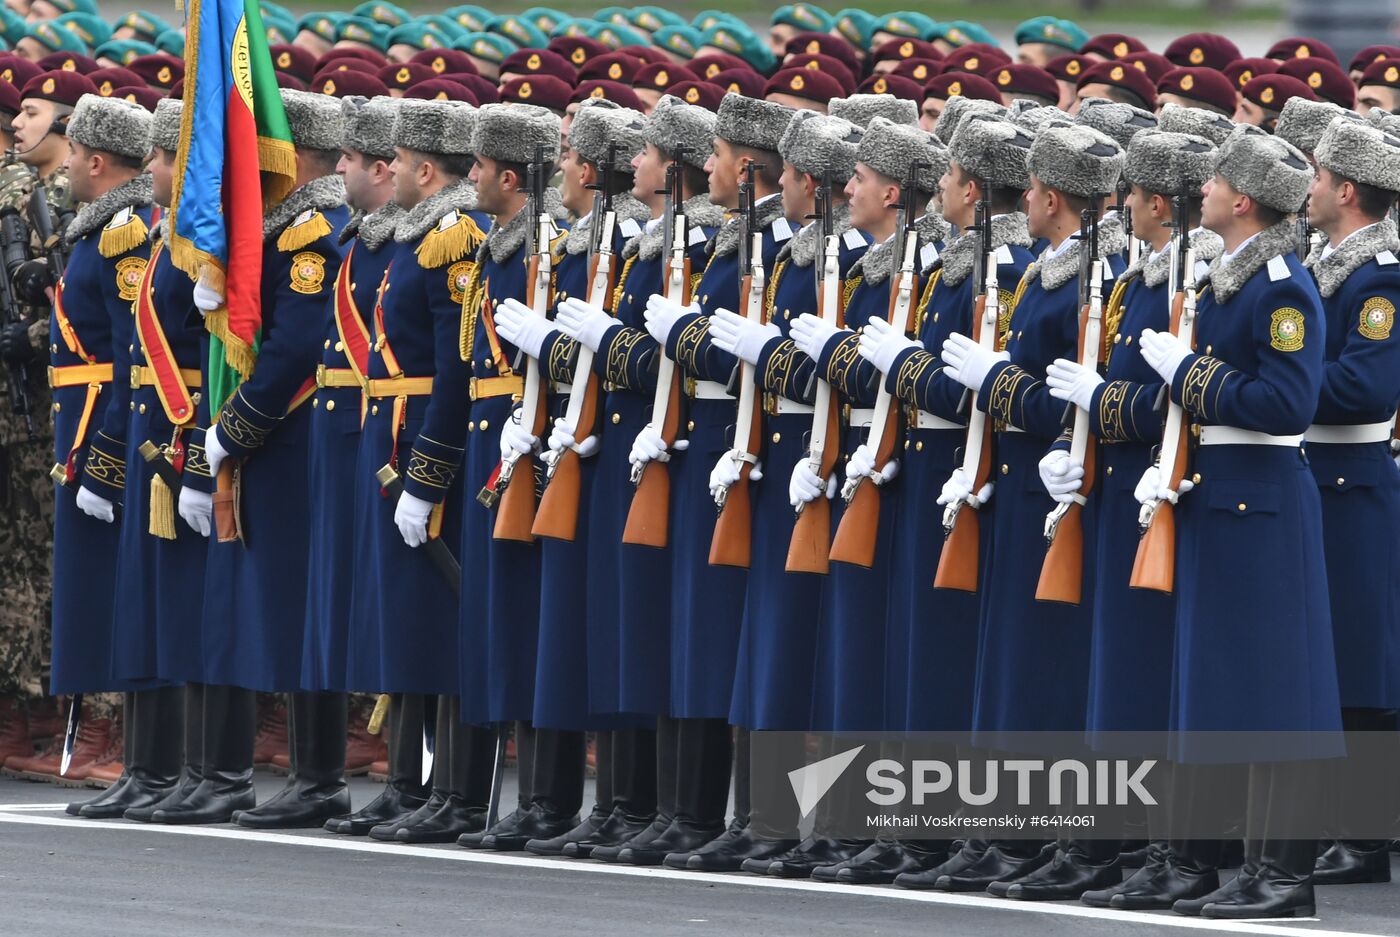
(2, 775, 1399, 937)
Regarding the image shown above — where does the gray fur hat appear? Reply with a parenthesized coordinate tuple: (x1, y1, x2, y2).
(857, 116, 945, 192)
(1315, 118, 1400, 193)
(1013, 103, 1073, 135)
(1366, 107, 1394, 128)
(393, 98, 459, 156)
(1156, 103, 1235, 146)
(1028, 124, 1124, 197)
(948, 114, 1034, 190)
(644, 94, 715, 170)
(471, 102, 561, 165)
(827, 93, 917, 129)
(570, 101, 647, 168)
(1075, 98, 1158, 150)
(715, 92, 793, 152)
(1214, 124, 1313, 213)
(149, 96, 181, 154)
(1123, 130, 1217, 197)
(280, 89, 344, 152)
(933, 95, 1005, 146)
(1274, 97, 1359, 157)
(1006, 99, 1043, 121)
(445, 103, 478, 157)
(342, 95, 400, 160)
(779, 110, 862, 184)
(67, 94, 151, 159)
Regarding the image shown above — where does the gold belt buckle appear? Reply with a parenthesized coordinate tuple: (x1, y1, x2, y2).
(468, 375, 477, 400)
(315, 363, 327, 389)
(129, 365, 141, 390)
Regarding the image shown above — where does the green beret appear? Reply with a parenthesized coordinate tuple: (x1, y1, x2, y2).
(27, 22, 86, 55)
(54, 12, 108, 49)
(387, 23, 451, 52)
(876, 13, 938, 41)
(296, 13, 343, 44)
(0, 9, 26, 47)
(263, 18, 295, 46)
(41, 0, 96, 14)
(336, 16, 389, 51)
(653, 25, 701, 59)
(773, 4, 834, 33)
(590, 22, 649, 50)
(487, 14, 548, 49)
(834, 9, 877, 47)
(932, 20, 999, 48)
(691, 11, 744, 33)
(453, 31, 515, 65)
(260, 2, 292, 24)
(114, 11, 169, 43)
(419, 15, 466, 41)
(154, 29, 185, 57)
(700, 24, 775, 72)
(595, 8, 629, 27)
(1014, 16, 1087, 52)
(550, 19, 593, 39)
(630, 7, 686, 33)
(94, 39, 156, 66)
(352, 2, 409, 28)
(522, 7, 570, 34)
(444, 6, 491, 33)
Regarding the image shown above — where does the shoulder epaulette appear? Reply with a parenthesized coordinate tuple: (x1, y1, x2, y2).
(277, 209, 332, 253)
(99, 206, 148, 258)
(416, 210, 486, 269)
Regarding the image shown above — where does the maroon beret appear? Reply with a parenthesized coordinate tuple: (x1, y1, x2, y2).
(688, 53, 750, 82)
(568, 79, 643, 111)
(19, 70, 96, 107)
(1351, 45, 1400, 75)
(112, 85, 163, 112)
(619, 45, 670, 67)
(500, 48, 576, 85)
(710, 68, 767, 100)
(924, 71, 1001, 103)
(548, 35, 610, 70)
(37, 52, 98, 75)
(169, 78, 183, 98)
(871, 37, 941, 64)
(890, 57, 941, 86)
(404, 78, 478, 104)
(410, 48, 478, 77)
(1157, 66, 1237, 113)
(316, 48, 386, 71)
(784, 32, 861, 76)
(1077, 59, 1157, 108)
(942, 43, 1011, 77)
(316, 59, 379, 78)
(1120, 51, 1174, 83)
(0, 79, 19, 116)
(1081, 33, 1147, 59)
(1164, 33, 1241, 71)
(1241, 73, 1317, 111)
(0, 56, 42, 91)
(450, 73, 499, 105)
(663, 79, 724, 112)
(379, 62, 435, 92)
(991, 63, 1059, 102)
(128, 53, 184, 90)
(1221, 57, 1278, 90)
(314, 70, 389, 98)
(500, 74, 571, 113)
(275, 72, 306, 91)
(633, 62, 695, 93)
(765, 66, 844, 106)
(1360, 57, 1400, 89)
(784, 53, 856, 94)
(1045, 53, 1092, 84)
(1265, 37, 1339, 65)
(87, 66, 143, 97)
(1275, 56, 1355, 108)
(857, 72, 924, 102)
(270, 44, 317, 82)
(578, 51, 639, 85)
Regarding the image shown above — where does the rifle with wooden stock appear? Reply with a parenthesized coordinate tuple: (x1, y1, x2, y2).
(934, 189, 997, 592)
(534, 144, 619, 541)
(828, 161, 923, 568)
(786, 173, 841, 574)
(708, 161, 765, 568)
(623, 151, 690, 547)
(1131, 196, 1195, 593)
(1035, 208, 1103, 605)
(486, 144, 552, 542)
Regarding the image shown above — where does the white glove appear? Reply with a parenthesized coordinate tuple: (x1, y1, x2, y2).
(393, 490, 433, 548)
(789, 460, 835, 507)
(494, 297, 553, 360)
(644, 294, 698, 345)
(1045, 358, 1104, 411)
(177, 487, 212, 537)
(1038, 449, 1085, 503)
(936, 467, 994, 508)
(75, 486, 115, 523)
(708, 308, 780, 365)
(204, 427, 229, 479)
(499, 409, 539, 458)
(628, 423, 687, 466)
(941, 332, 1008, 391)
(555, 297, 613, 353)
(789, 313, 844, 361)
(1138, 329, 1193, 384)
(858, 316, 921, 374)
(547, 418, 600, 458)
(846, 442, 899, 484)
(708, 452, 762, 501)
(1133, 464, 1195, 506)
(192, 278, 223, 315)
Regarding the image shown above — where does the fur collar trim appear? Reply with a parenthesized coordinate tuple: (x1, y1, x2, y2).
(262, 174, 345, 243)
(67, 174, 152, 245)
(1305, 218, 1400, 298)
(1029, 216, 1130, 292)
(939, 213, 1032, 288)
(1202, 219, 1300, 304)
(480, 185, 568, 264)
(395, 181, 477, 244)
(625, 196, 725, 262)
(563, 192, 650, 256)
(711, 195, 788, 259)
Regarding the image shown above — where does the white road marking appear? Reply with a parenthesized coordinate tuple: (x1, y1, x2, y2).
(0, 808, 1376, 937)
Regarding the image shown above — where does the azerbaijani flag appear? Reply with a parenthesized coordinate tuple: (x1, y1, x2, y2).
(170, 0, 295, 411)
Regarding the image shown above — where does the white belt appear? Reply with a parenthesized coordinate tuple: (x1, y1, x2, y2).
(691, 380, 729, 400)
(849, 407, 876, 428)
(1199, 426, 1304, 447)
(555, 381, 573, 394)
(912, 409, 961, 431)
(1001, 424, 1025, 434)
(1305, 419, 1394, 445)
(775, 399, 814, 415)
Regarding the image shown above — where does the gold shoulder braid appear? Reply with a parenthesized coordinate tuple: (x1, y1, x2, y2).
(765, 259, 786, 323)
(277, 210, 332, 253)
(914, 268, 941, 335)
(1101, 276, 1131, 366)
(458, 267, 485, 362)
(1000, 269, 1033, 351)
(99, 208, 149, 258)
(842, 275, 861, 311)
(417, 211, 486, 269)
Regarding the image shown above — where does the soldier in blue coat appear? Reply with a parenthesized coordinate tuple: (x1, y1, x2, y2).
(543, 95, 724, 860)
(1134, 126, 1341, 919)
(699, 111, 869, 874)
(52, 92, 167, 816)
(163, 90, 350, 825)
(621, 90, 795, 866)
(1297, 120, 1400, 887)
(458, 102, 572, 849)
(933, 124, 1127, 895)
(494, 101, 653, 854)
(355, 99, 492, 844)
(855, 114, 1038, 887)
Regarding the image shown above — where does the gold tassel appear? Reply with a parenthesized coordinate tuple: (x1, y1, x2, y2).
(149, 473, 177, 540)
(416, 213, 486, 269)
(277, 211, 333, 253)
(367, 694, 390, 735)
(99, 214, 149, 258)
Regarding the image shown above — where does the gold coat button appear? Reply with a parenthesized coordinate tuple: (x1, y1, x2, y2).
(932, 312, 939, 322)
(904, 439, 910, 450)
(50, 343, 57, 353)
(128, 343, 134, 353)
(700, 295, 708, 304)
(468, 421, 475, 431)
(312, 398, 319, 408)
(1191, 473, 1201, 484)
(1237, 503, 1247, 512)
(915, 440, 923, 452)
(323, 339, 331, 349)
(687, 420, 695, 431)
(479, 419, 489, 431)
(334, 341, 344, 352)
(53, 402, 60, 412)
(129, 402, 134, 410)
(627, 294, 633, 303)
(138, 403, 146, 414)
(1113, 333, 1122, 344)
(325, 399, 336, 411)
(1205, 345, 1212, 355)
(611, 413, 620, 425)
(371, 405, 379, 416)
(783, 308, 790, 319)
(1001, 463, 1009, 475)
(772, 432, 781, 444)
(1336, 477, 1345, 486)
(1106, 465, 1113, 476)
(1125, 335, 1133, 345)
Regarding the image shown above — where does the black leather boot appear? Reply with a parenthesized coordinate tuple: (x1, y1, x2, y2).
(1314, 841, 1393, 884)
(816, 839, 950, 884)
(152, 686, 256, 824)
(460, 721, 529, 848)
(619, 717, 729, 865)
(475, 726, 582, 850)
(372, 789, 445, 841)
(559, 729, 660, 859)
(592, 721, 670, 862)
(930, 841, 1053, 892)
(672, 820, 800, 872)
(328, 693, 428, 835)
(747, 836, 870, 878)
(128, 684, 206, 822)
(235, 692, 350, 828)
(400, 700, 491, 844)
(81, 687, 182, 819)
(989, 838, 1122, 900)
(895, 839, 989, 889)
(529, 729, 610, 856)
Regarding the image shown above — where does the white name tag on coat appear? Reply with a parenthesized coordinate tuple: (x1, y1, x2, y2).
(689, 226, 707, 246)
(772, 217, 794, 242)
(994, 244, 1013, 264)
(920, 243, 938, 269)
(1194, 259, 1211, 281)
(843, 228, 866, 251)
(618, 218, 641, 239)
(1267, 255, 1292, 281)
(1377, 250, 1398, 266)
